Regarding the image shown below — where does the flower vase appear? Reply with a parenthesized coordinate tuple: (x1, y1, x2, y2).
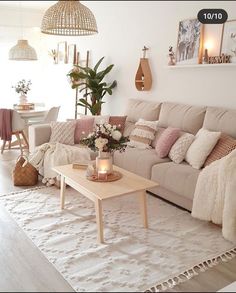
(19, 94, 28, 105)
(96, 151, 113, 174)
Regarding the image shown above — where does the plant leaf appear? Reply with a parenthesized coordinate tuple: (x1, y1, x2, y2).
(94, 57, 105, 72)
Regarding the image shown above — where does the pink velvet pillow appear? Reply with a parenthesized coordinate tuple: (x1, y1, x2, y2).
(155, 127, 181, 158)
(74, 117, 95, 144)
(109, 116, 127, 134)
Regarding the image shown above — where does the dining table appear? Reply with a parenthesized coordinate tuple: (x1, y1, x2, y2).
(16, 107, 49, 124)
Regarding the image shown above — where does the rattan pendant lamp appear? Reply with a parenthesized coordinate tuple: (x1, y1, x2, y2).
(9, 1, 37, 61)
(41, 0, 98, 36)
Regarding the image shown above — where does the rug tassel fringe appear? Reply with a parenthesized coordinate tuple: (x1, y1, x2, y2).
(146, 247, 236, 292)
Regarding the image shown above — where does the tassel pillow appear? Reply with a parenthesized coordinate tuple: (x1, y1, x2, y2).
(128, 118, 158, 149)
(155, 127, 181, 158)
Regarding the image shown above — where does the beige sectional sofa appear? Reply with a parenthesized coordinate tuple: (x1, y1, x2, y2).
(29, 99, 236, 211)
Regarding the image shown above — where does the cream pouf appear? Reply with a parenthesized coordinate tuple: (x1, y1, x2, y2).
(169, 133, 195, 164)
(185, 128, 221, 169)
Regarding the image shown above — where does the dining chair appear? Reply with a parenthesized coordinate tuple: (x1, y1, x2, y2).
(43, 106, 60, 123)
(28, 106, 60, 125)
(1, 110, 28, 154)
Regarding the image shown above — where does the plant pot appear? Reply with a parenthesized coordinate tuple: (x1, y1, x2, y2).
(96, 151, 113, 174)
(19, 94, 28, 105)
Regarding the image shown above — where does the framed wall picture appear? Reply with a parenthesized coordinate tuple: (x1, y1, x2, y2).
(68, 44, 77, 65)
(176, 18, 204, 64)
(57, 41, 68, 64)
(220, 19, 236, 63)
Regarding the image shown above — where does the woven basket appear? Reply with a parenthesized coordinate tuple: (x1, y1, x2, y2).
(13, 156, 38, 186)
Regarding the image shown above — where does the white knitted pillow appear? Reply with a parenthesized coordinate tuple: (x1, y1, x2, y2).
(185, 128, 221, 169)
(50, 121, 76, 145)
(128, 118, 158, 149)
(169, 133, 195, 164)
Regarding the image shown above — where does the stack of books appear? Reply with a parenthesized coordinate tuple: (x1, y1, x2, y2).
(13, 103, 35, 111)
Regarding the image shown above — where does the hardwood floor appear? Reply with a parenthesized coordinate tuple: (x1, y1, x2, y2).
(0, 150, 73, 292)
(0, 150, 235, 292)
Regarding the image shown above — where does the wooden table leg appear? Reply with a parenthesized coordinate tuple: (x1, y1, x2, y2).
(95, 199, 104, 244)
(140, 190, 148, 228)
(60, 176, 66, 210)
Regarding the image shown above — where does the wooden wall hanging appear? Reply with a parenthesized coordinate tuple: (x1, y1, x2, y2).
(135, 46, 152, 91)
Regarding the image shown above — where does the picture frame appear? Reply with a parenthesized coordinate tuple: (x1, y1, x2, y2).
(57, 41, 68, 64)
(176, 18, 204, 65)
(220, 19, 236, 63)
(67, 44, 77, 65)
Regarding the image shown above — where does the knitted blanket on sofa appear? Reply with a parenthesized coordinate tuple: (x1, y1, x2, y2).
(29, 142, 90, 185)
(192, 149, 236, 243)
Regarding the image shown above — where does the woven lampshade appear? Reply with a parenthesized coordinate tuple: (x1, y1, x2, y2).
(41, 0, 98, 36)
(9, 40, 38, 61)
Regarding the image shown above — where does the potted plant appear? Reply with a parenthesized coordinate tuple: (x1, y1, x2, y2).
(12, 79, 32, 105)
(68, 57, 117, 116)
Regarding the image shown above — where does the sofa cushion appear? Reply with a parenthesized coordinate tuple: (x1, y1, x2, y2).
(204, 133, 236, 166)
(185, 128, 221, 169)
(169, 133, 195, 164)
(109, 116, 127, 134)
(155, 127, 181, 158)
(114, 147, 170, 179)
(151, 162, 200, 200)
(123, 121, 135, 137)
(74, 117, 94, 144)
(129, 119, 158, 149)
(50, 121, 76, 145)
(203, 106, 236, 139)
(125, 99, 161, 123)
(158, 102, 206, 134)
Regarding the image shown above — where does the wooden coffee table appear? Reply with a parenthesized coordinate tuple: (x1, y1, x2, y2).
(53, 164, 158, 244)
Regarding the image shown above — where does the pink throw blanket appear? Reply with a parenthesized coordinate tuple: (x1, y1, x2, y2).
(0, 109, 13, 141)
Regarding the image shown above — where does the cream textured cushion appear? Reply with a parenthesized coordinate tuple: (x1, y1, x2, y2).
(185, 128, 221, 169)
(169, 133, 195, 164)
(50, 121, 76, 145)
(128, 119, 158, 149)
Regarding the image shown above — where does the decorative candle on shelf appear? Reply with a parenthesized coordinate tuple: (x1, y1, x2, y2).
(98, 170, 108, 181)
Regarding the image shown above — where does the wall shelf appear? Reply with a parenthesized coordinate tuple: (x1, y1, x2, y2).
(166, 63, 236, 69)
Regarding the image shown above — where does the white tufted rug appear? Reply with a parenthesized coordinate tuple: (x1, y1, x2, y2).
(0, 187, 235, 292)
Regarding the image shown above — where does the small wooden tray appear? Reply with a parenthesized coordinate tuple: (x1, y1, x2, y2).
(87, 171, 122, 182)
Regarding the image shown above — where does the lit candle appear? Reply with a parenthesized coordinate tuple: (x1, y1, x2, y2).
(98, 170, 108, 180)
(96, 157, 113, 174)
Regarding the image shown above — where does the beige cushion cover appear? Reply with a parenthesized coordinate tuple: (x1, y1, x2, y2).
(169, 133, 195, 164)
(204, 133, 236, 166)
(203, 106, 236, 138)
(185, 128, 221, 169)
(125, 99, 161, 123)
(50, 121, 76, 145)
(114, 147, 170, 179)
(151, 162, 200, 200)
(158, 102, 206, 134)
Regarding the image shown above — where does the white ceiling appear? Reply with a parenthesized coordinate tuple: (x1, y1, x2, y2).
(0, 1, 57, 11)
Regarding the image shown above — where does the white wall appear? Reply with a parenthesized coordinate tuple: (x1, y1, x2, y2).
(0, 1, 236, 120)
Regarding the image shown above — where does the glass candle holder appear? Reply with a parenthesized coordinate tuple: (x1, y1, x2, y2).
(96, 153, 113, 174)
